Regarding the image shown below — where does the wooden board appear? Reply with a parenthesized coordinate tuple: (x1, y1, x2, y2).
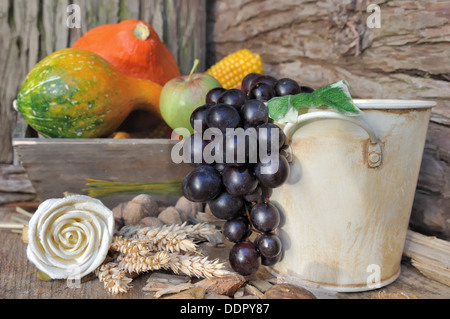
(13, 138, 192, 208)
(403, 230, 450, 286)
(0, 203, 449, 299)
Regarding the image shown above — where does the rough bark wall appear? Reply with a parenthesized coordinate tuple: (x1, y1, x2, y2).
(0, 0, 206, 164)
(211, 0, 450, 239)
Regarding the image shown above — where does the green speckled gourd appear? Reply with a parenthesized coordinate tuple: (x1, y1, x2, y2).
(17, 48, 162, 138)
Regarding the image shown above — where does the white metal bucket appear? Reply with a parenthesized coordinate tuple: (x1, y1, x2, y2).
(269, 99, 435, 292)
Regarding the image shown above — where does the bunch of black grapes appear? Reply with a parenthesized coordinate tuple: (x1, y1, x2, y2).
(182, 73, 314, 276)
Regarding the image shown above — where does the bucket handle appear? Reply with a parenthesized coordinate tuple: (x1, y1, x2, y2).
(283, 111, 383, 168)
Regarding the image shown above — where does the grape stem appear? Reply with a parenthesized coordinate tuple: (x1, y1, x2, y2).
(261, 188, 271, 202)
(244, 204, 258, 234)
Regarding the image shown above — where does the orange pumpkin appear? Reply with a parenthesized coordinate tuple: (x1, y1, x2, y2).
(73, 20, 180, 86)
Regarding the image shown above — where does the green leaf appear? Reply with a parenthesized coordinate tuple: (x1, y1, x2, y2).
(312, 80, 360, 115)
(266, 80, 361, 123)
(267, 95, 290, 121)
(290, 93, 316, 109)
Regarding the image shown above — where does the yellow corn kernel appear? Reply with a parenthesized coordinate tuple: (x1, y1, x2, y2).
(206, 49, 264, 89)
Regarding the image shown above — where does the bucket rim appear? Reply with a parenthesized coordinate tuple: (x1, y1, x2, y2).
(353, 99, 436, 109)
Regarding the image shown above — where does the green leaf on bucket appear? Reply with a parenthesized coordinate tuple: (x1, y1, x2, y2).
(267, 80, 361, 123)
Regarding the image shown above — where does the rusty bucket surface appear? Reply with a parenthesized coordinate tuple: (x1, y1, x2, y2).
(269, 99, 435, 292)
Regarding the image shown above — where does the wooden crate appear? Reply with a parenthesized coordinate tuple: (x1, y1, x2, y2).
(12, 138, 192, 208)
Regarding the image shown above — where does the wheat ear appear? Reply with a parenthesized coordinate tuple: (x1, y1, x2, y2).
(96, 262, 133, 295)
(117, 251, 171, 274)
(166, 253, 230, 279)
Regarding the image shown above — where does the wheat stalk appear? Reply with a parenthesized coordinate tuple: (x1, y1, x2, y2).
(118, 222, 219, 242)
(117, 251, 171, 274)
(115, 225, 198, 254)
(166, 253, 230, 279)
(116, 222, 220, 254)
(96, 262, 133, 295)
(110, 236, 151, 256)
(116, 251, 229, 279)
(97, 219, 230, 294)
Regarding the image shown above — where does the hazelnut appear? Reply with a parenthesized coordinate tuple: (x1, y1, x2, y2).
(139, 217, 164, 228)
(129, 194, 159, 217)
(113, 194, 160, 226)
(175, 196, 204, 222)
(158, 206, 182, 225)
(112, 203, 126, 231)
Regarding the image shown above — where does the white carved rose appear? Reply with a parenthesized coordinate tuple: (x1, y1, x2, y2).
(27, 195, 114, 279)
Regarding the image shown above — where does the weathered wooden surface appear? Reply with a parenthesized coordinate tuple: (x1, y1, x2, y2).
(0, 0, 206, 164)
(210, 0, 450, 240)
(403, 229, 450, 286)
(0, 203, 449, 299)
(0, 164, 37, 205)
(13, 138, 192, 208)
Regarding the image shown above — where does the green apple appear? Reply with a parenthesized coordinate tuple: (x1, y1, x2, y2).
(159, 59, 221, 134)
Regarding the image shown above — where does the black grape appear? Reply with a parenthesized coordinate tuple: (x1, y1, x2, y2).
(253, 75, 277, 88)
(190, 104, 213, 132)
(181, 165, 222, 202)
(254, 154, 290, 188)
(208, 191, 244, 220)
(223, 217, 251, 243)
(261, 252, 282, 266)
(229, 241, 261, 276)
(206, 104, 241, 133)
(249, 83, 274, 102)
(217, 88, 247, 110)
(255, 233, 282, 258)
(250, 202, 281, 232)
(243, 187, 262, 203)
(241, 73, 263, 94)
(300, 86, 315, 93)
(222, 165, 258, 196)
(240, 99, 269, 128)
(206, 87, 227, 104)
(274, 78, 301, 96)
(257, 122, 287, 154)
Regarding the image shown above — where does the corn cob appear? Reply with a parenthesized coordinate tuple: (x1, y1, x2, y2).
(206, 49, 264, 89)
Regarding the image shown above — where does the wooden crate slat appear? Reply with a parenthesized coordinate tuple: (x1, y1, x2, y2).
(13, 138, 192, 207)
